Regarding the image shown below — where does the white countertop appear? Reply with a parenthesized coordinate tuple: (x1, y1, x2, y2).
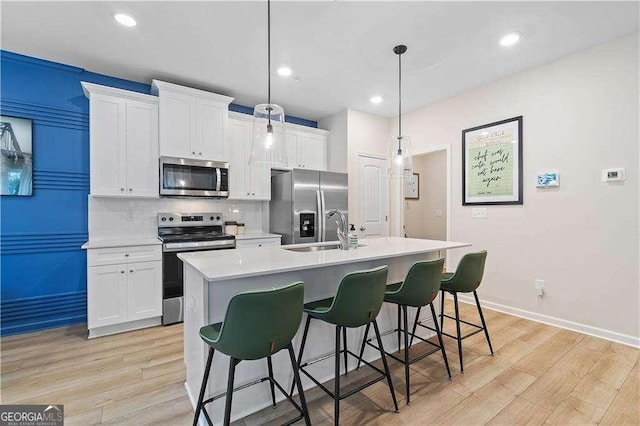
(81, 237, 162, 249)
(234, 232, 282, 240)
(178, 237, 470, 282)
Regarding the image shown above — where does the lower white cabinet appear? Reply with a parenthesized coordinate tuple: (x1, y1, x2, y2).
(87, 245, 162, 337)
(236, 237, 281, 249)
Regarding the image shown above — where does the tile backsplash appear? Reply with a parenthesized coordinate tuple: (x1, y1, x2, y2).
(89, 197, 268, 240)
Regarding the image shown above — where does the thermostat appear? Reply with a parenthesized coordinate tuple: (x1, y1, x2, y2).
(601, 168, 625, 183)
(536, 172, 559, 188)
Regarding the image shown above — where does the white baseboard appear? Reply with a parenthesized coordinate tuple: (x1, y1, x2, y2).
(88, 316, 161, 338)
(456, 294, 640, 349)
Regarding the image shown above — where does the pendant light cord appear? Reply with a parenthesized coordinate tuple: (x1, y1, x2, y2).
(398, 49, 402, 149)
(267, 0, 272, 125)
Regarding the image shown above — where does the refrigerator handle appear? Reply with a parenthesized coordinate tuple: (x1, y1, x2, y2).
(320, 190, 327, 242)
(316, 189, 323, 242)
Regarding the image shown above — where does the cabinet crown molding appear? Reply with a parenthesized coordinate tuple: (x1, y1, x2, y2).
(151, 80, 234, 105)
(81, 82, 159, 103)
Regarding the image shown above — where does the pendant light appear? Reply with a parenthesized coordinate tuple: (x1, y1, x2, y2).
(388, 44, 413, 179)
(250, 0, 287, 167)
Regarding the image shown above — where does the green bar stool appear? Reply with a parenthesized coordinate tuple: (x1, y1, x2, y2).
(437, 250, 493, 372)
(355, 258, 452, 405)
(291, 266, 399, 425)
(193, 282, 311, 426)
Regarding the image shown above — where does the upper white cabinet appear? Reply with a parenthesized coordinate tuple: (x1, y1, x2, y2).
(228, 114, 270, 200)
(151, 80, 234, 162)
(285, 127, 328, 171)
(82, 82, 159, 198)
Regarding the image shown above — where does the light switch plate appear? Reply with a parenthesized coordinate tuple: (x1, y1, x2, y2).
(471, 208, 487, 219)
(601, 168, 625, 183)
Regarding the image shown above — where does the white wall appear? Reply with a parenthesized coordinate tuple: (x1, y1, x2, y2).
(405, 151, 447, 240)
(319, 109, 348, 174)
(392, 34, 640, 341)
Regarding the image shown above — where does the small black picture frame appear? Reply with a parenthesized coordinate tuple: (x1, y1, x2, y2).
(462, 116, 523, 205)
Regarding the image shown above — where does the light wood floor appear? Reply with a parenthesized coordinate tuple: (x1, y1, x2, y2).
(1, 300, 638, 425)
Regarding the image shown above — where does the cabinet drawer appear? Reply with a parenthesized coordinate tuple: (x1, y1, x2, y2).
(236, 238, 281, 249)
(88, 245, 162, 266)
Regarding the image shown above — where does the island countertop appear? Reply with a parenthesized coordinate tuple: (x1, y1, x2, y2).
(178, 237, 471, 282)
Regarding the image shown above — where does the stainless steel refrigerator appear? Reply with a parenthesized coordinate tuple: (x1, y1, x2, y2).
(270, 170, 348, 245)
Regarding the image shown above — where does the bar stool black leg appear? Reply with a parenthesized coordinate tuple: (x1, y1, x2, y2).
(474, 290, 494, 355)
(193, 347, 214, 426)
(287, 343, 312, 426)
(290, 315, 312, 396)
(430, 302, 452, 379)
(409, 306, 421, 347)
(356, 322, 370, 370)
(439, 290, 445, 331)
(373, 320, 399, 413)
(267, 356, 276, 408)
(334, 325, 341, 426)
(343, 327, 348, 376)
(402, 305, 410, 404)
(453, 292, 464, 373)
(397, 305, 402, 352)
(223, 358, 239, 426)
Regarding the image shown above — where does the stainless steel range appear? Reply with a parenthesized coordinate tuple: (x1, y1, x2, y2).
(158, 212, 235, 325)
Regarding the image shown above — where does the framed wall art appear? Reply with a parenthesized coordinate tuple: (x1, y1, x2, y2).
(462, 116, 522, 205)
(404, 172, 419, 199)
(1, 116, 33, 196)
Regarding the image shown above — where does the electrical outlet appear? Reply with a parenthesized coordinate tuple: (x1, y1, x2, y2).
(535, 279, 545, 297)
(472, 208, 487, 219)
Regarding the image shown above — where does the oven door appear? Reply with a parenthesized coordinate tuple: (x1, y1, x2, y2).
(160, 156, 229, 197)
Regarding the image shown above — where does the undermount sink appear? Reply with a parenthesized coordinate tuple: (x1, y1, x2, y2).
(284, 243, 343, 252)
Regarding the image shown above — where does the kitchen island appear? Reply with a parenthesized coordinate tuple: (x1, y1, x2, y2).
(179, 237, 471, 425)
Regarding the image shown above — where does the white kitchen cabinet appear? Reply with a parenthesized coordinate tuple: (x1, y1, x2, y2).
(235, 237, 281, 249)
(152, 80, 233, 162)
(82, 82, 159, 198)
(86, 244, 162, 338)
(285, 127, 328, 171)
(228, 115, 271, 200)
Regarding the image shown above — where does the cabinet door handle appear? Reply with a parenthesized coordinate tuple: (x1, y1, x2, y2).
(128, 188, 132, 192)
(121, 270, 125, 274)
(120, 188, 124, 191)
(130, 269, 134, 273)
(360, 226, 366, 231)
(247, 192, 250, 196)
(192, 151, 196, 155)
(258, 244, 262, 247)
(198, 152, 202, 156)
(125, 253, 129, 257)
(252, 193, 255, 196)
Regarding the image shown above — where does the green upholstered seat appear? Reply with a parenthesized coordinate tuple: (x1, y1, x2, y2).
(303, 266, 388, 328)
(384, 258, 445, 307)
(440, 251, 487, 293)
(199, 281, 304, 361)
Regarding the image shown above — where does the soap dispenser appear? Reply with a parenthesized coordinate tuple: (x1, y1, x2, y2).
(348, 224, 359, 249)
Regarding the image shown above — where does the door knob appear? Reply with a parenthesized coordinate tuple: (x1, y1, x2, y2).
(360, 226, 366, 231)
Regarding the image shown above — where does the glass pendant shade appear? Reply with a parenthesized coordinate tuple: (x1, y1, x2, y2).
(388, 135, 413, 179)
(250, 103, 287, 167)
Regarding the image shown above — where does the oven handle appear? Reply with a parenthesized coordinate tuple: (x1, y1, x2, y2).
(163, 240, 236, 252)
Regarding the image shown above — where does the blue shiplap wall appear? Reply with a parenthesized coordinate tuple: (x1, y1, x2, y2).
(0, 50, 316, 336)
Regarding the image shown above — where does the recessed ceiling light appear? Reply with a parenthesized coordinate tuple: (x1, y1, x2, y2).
(370, 95, 383, 104)
(500, 32, 521, 47)
(277, 66, 292, 77)
(114, 13, 137, 27)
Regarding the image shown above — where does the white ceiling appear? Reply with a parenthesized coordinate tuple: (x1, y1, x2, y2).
(1, 1, 638, 121)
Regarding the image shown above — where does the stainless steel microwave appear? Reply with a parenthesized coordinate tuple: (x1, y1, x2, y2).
(160, 156, 229, 198)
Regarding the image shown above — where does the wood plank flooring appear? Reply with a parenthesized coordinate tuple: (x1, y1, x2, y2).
(1, 300, 638, 425)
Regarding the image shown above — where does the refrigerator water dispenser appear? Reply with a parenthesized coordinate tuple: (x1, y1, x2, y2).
(299, 213, 316, 238)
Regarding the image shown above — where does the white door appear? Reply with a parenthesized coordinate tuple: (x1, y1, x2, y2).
(197, 98, 226, 161)
(159, 91, 197, 159)
(126, 100, 158, 197)
(357, 155, 388, 238)
(299, 134, 327, 171)
(127, 261, 162, 321)
(88, 264, 128, 328)
(90, 94, 126, 196)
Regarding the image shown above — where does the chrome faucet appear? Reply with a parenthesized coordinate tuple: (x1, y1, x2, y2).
(326, 209, 349, 250)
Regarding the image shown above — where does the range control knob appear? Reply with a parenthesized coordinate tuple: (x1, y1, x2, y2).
(210, 216, 215, 221)
(169, 217, 174, 222)
(216, 216, 221, 221)
(161, 217, 167, 222)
